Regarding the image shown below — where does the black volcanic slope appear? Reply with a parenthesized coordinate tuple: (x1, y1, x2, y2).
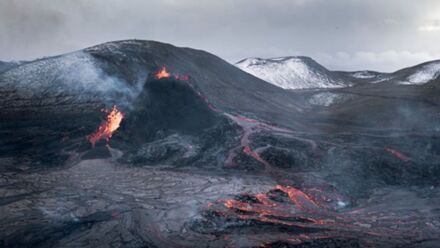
(84, 41, 305, 124)
(0, 40, 439, 248)
(0, 61, 20, 73)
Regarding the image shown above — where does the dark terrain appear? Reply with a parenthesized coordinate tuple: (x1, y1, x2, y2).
(0, 40, 439, 248)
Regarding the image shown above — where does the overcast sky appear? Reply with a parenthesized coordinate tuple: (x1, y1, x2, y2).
(1, 0, 440, 71)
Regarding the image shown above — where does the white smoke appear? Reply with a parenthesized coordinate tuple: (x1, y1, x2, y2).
(3, 51, 146, 109)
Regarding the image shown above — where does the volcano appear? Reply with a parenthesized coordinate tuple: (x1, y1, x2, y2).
(1, 40, 439, 248)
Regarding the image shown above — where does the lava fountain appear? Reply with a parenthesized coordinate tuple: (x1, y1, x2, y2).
(88, 105, 125, 147)
(155, 66, 171, 79)
(154, 66, 189, 81)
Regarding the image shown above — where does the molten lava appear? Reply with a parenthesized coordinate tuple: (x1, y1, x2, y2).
(154, 66, 190, 81)
(275, 185, 320, 211)
(155, 66, 171, 79)
(385, 147, 411, 162)
(88, 105, 125, 147)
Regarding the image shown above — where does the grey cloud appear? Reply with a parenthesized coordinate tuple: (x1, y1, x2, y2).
(1, 0, 440, 71)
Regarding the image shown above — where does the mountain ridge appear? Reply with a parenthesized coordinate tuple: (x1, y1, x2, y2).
(237, 56, 440, 89)
(236, 56, 349, 89)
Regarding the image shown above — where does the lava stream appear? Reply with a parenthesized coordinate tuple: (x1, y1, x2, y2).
(385, 147, 411, 162)
(205, 185, 411, 247)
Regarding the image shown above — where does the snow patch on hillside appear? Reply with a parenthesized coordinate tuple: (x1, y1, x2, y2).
(402, 62, 440, 85)
(308, 92, 341, 107)
(349, 71, 378, 79)
(236, 57, 347, 90)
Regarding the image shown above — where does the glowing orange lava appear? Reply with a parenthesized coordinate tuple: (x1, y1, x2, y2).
(275, 185, 320, 211)
(155, 66, 171, 79)
(88, 105, 125, 147)
(154, 66, 190, 81)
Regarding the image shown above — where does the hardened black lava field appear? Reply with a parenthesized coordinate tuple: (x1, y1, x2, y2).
(1, 40, 439, 248)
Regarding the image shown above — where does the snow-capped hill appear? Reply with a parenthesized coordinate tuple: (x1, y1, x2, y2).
(371, 60, 440, 85)
(236, 56, 348, 90)
(398, 60, 440, 85)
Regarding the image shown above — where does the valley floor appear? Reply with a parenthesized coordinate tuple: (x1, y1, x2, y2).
(1, 153, 439, 247)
